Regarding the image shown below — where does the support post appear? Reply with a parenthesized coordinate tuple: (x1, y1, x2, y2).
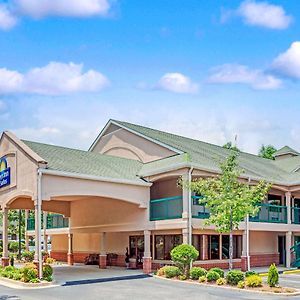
(43, 211, 48, 254)
(182, 228, 188, 244)
(25, 210, 29, 251)
(241, 230, 250, 271)
(33, 200, 42, 278)
(99, 232, 107, 269)
(2, 207, 9, 267)
(67, 233, 74, 265)
(286, 231, 292, 268)
(286, 192, 291, 224)
(143, 230, 152, 274)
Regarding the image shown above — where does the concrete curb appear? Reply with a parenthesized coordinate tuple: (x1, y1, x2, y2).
(0, 277, 58, 289)
(153, 275, 300, 297)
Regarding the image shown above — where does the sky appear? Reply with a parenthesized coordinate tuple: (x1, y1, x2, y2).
(0, 0, 300, 154)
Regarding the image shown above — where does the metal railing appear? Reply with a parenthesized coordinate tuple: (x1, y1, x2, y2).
(291, 207, 300, 224)
(150, 196, 183, 221)
(27, 214, 69, 230)
(249, 203, 287, 224)
(192, 196, 210, 219)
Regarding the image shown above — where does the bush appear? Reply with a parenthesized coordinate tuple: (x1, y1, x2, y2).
(209, 267, 224, 278)
(170, 244, 198, 276)
(1, 266, 16, 278)
(45, 257, 56, 264)
(267, 263, 279, 287)
(237, 280, 245, 289)
(190, 267, 207, 280)
(245, 270, 257, 277)
(42, 264, 53, 281)
(178, 275, 187, 280)
(216, 278, 226, 285)
(245, 275, 262, 287)
(22, 251, 34, 262)
(199, 276, 206, 283)
(157, 266, 168, 276)
(20, 263, 38, 283)
(8, 241, 25, 253)
(226, 270, 244, 285)
(164, 266, 181, 278)
(206, 270, 220, 282)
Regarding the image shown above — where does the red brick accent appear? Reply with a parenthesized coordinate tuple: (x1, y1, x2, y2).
(33, 261, 41, 277)
(99, 255, 107, 269)
(143, 257, 152, 274)
(241, 256, 247, 272)
(249, 253, 279, 267)
(67, 253, 74, 265)
(1, 257, 9, 267)
(50, 251, 68, 262)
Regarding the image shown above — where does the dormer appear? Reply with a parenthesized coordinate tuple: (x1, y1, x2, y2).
(273, 146, 300, 161)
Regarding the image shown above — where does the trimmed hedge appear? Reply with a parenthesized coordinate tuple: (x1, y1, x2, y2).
(164, 266, 181, 278)
(226, 270, 244, 285)
(190, 267, 207, 280)
(206, 270, 220, 282)
(209, 268, 224, 278)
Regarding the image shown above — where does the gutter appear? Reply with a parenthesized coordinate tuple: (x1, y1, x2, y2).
(39, 168, 152, 187)
(37, 169, 43, 279)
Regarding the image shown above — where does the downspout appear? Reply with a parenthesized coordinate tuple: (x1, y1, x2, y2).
(37, 169, 43, 279)
(246, 177, 251, 271)
(188, 167, 194, 245)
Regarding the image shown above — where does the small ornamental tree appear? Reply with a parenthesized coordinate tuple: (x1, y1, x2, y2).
(170, 244, 198, 276)
(258, 145, 277, 160)
(188, 151, 271, 270)
(267, 263, 279, 287)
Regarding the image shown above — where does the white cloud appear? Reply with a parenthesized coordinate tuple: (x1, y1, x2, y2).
(0, 4, 17, 30)
(222, 1, 292, 29)
(0, 62, 109, 95)
(272, 42, 300, 79)
(157, 73, 198, 94)
(14, 0, 111, 19)
(208, 64, 282, 90)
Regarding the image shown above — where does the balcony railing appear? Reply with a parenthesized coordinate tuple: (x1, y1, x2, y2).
(192, 196, 210, 219)
(150, 196, 183, 221)
(291, 207, 300, 224)
(249, 203, 287, 224)
(27, 214, 69, 231)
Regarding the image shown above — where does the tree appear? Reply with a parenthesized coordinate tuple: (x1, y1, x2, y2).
(223, 142, 240, 152)
(189, 151, 271, 270)
(258, 145, 277, 160)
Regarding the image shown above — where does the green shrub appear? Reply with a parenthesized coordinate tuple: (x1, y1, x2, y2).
(209, 267, 224, 278)
(216, 278, 226, 285)
(45, 257, 56, 264)
(178, 275, 187, 280)
(237, 280, 245, 289)
(20, 263, 38, 283)
(157, 266, 168, 276)
(12, 271, 22, 281)
(206, 270, 220, 282)
(199, 276, 206, 283)
(226, 270, 244, 285)
(170, 244, 198, 276)
(267, 263, 279, 287)
(190, 267, 207, 280)
(245, 270, 257, 277)
(42, 264, 53, 281)
(1, 266, 16, 278)
(29, 278, 40, 283)
(21, 251, 34, 262)
(164, 266, 181, 278)
(245, 275, 262, 287)
(8, 241, 25, 253)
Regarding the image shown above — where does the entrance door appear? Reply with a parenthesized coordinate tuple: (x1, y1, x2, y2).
(278, 236, 286, 265)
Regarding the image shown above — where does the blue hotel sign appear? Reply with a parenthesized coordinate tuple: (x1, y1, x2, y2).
(0, 157, 10, 188)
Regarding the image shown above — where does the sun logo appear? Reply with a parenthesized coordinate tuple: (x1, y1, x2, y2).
(0, 158, 8, 172)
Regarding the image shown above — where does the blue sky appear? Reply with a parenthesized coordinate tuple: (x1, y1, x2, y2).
(0, 0, 300, 153)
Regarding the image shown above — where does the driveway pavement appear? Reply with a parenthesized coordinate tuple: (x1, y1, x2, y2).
(0, 274, 300, 300)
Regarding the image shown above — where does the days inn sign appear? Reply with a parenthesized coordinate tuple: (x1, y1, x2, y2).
(0, 157, 10, 188)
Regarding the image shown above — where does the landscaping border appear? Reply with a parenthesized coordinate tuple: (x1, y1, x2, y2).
(153, 275, 300, 297)
(0, 277, 55, 289)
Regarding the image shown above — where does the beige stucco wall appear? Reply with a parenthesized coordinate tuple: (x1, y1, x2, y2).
(0, 134, 38, 208)
(51, 234, 68, 252)
(249, 231, 278, 254)
(92, 127, 176, 163)
(150, 178, 181, 199)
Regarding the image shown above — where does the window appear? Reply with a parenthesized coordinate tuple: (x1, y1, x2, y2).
(192, 234, 202, 260)
(208, 235, 219, 260)
(129, 236, 144, 258)
(155, 235, 182, 260)
(221, 235, 242, 259)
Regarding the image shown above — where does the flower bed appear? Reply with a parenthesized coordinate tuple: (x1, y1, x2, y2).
(155, 265, 297, 295)
(0, 263, 53, 284)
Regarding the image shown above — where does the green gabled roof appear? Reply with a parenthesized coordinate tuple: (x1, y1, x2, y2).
(112, 120, 300, 184)
(22, 140, 144, 183)
(273, 146, 300, 157)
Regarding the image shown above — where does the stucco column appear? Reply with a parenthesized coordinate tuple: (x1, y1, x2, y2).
(241, 230, 249, 271)
(25, 210, 29, 251)
(182, 173, 189, 220)
(99, 232, 107, 269)
(43, 211, 48, 253)
(182, 228, 188, 244)
(143, 230, 152, 274)
(286, 231, 292, 268)
(33, 201, 42, 277)
(202, 235, 208, 260)
(67, 233, 74, 265)
(2, 207, 9, 267)
(285, 192, 291, 224)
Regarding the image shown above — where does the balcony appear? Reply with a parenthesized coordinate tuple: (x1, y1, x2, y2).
(291, 207, 300, 224)
(249, 203, 287, 224)
(27, 214, 69, 231)
(150, 196, 183, 221)
(192, 196, 210, 219)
